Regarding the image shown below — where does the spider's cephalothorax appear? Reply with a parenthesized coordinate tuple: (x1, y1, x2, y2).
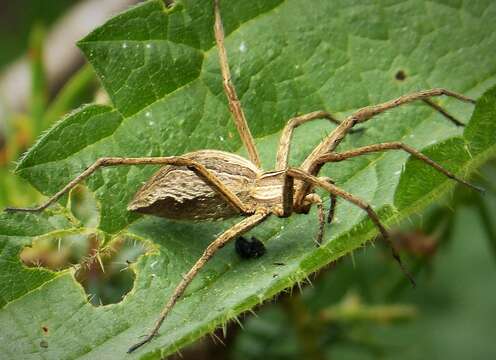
(5, 0, 483, 353)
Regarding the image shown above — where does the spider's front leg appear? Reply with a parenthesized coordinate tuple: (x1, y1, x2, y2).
(300, 89, 475, 174)
(298, 177, 338, 224)
(352, 88, 474, 125)
(316, 142, 484, 193)
(294, 88, 477, 205)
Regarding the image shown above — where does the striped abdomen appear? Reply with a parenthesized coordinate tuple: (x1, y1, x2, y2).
(127, 150, 262, 220)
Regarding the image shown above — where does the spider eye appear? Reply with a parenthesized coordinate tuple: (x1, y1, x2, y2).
(235, 236, 266, 259)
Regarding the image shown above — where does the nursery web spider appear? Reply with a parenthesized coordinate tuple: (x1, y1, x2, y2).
(6, 0, 482, 353)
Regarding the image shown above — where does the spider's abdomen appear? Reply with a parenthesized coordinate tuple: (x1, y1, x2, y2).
(127, 150, 261, 220)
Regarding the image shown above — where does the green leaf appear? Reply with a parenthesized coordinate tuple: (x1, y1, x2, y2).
(0, 212, 68, 308)
(2, 0, 496, 358)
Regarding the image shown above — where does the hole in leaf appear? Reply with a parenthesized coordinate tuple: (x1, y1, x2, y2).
(20, 186, 150, 306)
(76, 235, 148, 306)
(395, 70, 407, 81)
(20, 233, 149, 306)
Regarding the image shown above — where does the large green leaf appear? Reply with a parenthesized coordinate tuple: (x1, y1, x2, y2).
(1, 0, 496, 358)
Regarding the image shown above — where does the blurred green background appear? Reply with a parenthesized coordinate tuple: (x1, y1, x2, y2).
(0, 1, 495, 359)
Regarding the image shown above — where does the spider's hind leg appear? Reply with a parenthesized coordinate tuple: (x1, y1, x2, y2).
(5, 156, 252, 215)
(128, 210, 271, 353)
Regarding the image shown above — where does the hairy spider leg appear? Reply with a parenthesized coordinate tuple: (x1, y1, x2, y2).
(214, 0, 260, 168)
(276, 111, 341, 171)
(316, 142, 484, 193)
(282, 173, 337, 245)
(295, 88, 477, 205)
(275, 110, 365, 171)
(5, 157, 252, 215)
(286, 168, 416, 286)
(127, 210, 270, 353)
(4, 0, 483, 355)
(301, 193, 326, 245)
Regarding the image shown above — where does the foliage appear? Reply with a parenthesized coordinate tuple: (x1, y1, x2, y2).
(1, 0, 495, 358)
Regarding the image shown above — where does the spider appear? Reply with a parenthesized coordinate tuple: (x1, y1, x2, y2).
(6, 0, 482, 353)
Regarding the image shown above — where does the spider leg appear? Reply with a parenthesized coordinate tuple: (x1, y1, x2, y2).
(213, 0, 260, 167)
(316, 142, 483, 193)
(276, 111, 341, 170)
(127, 210, 270, 353)
(302, 89, 475, 172)
(296, 88, 476, 203)
(281, 171, 336, 244)
(422, 98, 466, 127)
(4, 156, 252, 214)
(275, 111, 363, 171)
(301, 193, 325, 246)
(351, 88, 474, 126)
(299, 176, 338, 244)
(309, 176, 338, 224)
(320, 177, 338, 224)
(281, 173, 294, 217)
(328, 191, 337, 224)
(287, 168, 416, 286)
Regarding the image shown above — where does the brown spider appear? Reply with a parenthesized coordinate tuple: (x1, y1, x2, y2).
(6, 0, 482, 353)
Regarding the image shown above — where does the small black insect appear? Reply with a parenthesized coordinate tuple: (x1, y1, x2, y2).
(235, 236, 266, 259)
(395, 70, 407, 81)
